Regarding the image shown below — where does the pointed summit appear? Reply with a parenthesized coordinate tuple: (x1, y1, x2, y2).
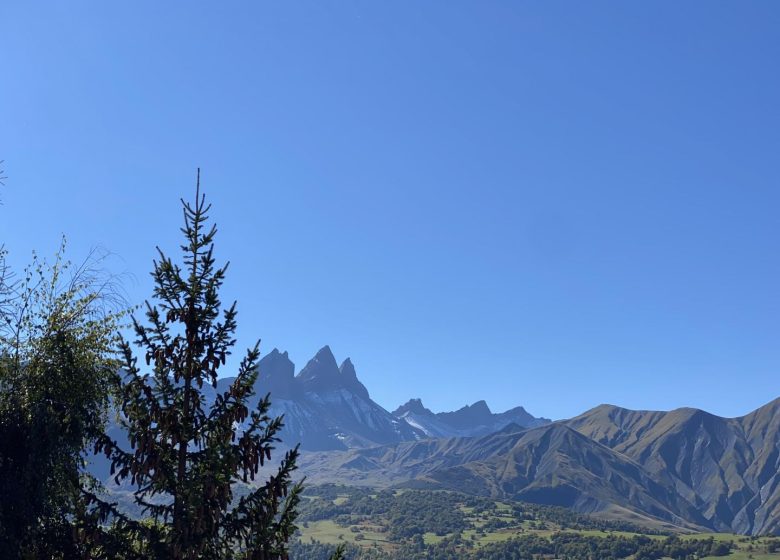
(495, 405, 547, 428)
(316, 345, 336, 361)
(255, 348, 297, 399)
(260, 348, 294, 370)
(339, 357, 358, 380)
(339, 358, 370, 400)
(297, 346, 369, 399)
(297, 345, 340, 384)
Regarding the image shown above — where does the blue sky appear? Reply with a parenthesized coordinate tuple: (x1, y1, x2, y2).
(2, 2, 779, 420)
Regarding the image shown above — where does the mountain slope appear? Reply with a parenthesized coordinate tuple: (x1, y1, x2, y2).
(412, 424, 710, 529)
(248, 346, 417, 450)
(88, 342, 780, 535)
(243, 346, 547, 450)
(95, 344, 547, 462)
(299, 398, 780, 535)
(565, 399, 780, 534)
(297, 423, 709, 530)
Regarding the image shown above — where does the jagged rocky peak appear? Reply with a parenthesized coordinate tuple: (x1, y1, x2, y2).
(298, 345, 340, 382)
(259, 348, 295, 378)
(339, 357, 370, 400)
(504, 405, 529, 415)
(255, 348, 297, 399)
(393, 398, 435, 417)
(339, 357, 358, 380)
(296, 346, 371, 399)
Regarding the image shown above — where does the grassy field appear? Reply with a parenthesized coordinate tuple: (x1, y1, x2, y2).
(295, 488, 780, 558)
(299, 519, 391, 547)
(298, 517, 780, 558)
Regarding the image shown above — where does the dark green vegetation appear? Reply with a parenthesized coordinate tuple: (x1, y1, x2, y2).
(0, 177, 319, 559)
(0, 242, 123, 557)
(85, 178, 305, 559)
(289, 486, 780, 560)
(1, 159, 122, 557)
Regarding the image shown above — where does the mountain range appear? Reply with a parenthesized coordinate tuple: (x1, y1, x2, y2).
(393, 397, 548, 438)
(215, 345, 550, 450)
(93, 344, 780, 535)
(297, 396, 780, 535)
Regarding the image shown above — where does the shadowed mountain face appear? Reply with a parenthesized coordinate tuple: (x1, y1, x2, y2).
(298, 399, 780, 535)
(297, 423, 709, 531)
(93, 344, 547, 464)
(233, 346, 417, 450)
(566, 399, 780, 534)
(250, 348, 298, 399)
(234, 346, 548, 451)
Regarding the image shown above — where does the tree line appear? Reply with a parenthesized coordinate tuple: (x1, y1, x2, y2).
(290, 533, 735, 560)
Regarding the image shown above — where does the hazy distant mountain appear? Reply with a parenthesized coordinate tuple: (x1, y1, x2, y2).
(93, 344, 547, 464)
(224, 345, 549, 451)
(224, 346, 418, 450)
(393, 398, 549, 438)
(297, 398, 780, 535)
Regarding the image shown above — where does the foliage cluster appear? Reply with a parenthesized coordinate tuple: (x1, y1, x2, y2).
(299, 487, 467, 539)
(292, 485, 751, 560)
(0, 174, 323, 559)
(298, 484, 664, 539)
(0, 242, 124, 558)
(292, 532, 736, 560)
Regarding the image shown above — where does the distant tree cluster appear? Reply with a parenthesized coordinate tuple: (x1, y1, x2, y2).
(291, 533, 735, 560)
(292, 485, 740, 560)
(509, 502, 669, 535)
(298, 487, 468, 538)
(474, 534, 733, 560)
(297, 484, 667, 544)
(386, 492, 468, 539)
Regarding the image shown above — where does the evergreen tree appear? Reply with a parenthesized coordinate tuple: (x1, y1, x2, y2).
(88, 172, 302, 559)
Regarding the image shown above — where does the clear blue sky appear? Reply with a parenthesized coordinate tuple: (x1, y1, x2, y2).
(2, 2, 779, 420)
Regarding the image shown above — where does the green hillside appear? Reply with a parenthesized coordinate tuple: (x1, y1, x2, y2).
(290, 486, 780, 560)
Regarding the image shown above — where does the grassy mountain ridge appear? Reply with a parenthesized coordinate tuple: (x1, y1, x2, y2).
(567, 398, 780, 533)
(297, 397, 780, 535)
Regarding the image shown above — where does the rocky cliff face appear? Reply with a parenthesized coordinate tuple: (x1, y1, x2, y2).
(95, 344, 546, 465)
(237, 346, 548, 451)
(240, 346, 417, 450)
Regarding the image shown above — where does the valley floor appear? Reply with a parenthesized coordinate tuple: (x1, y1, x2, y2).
(290, 485, 780, 560)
